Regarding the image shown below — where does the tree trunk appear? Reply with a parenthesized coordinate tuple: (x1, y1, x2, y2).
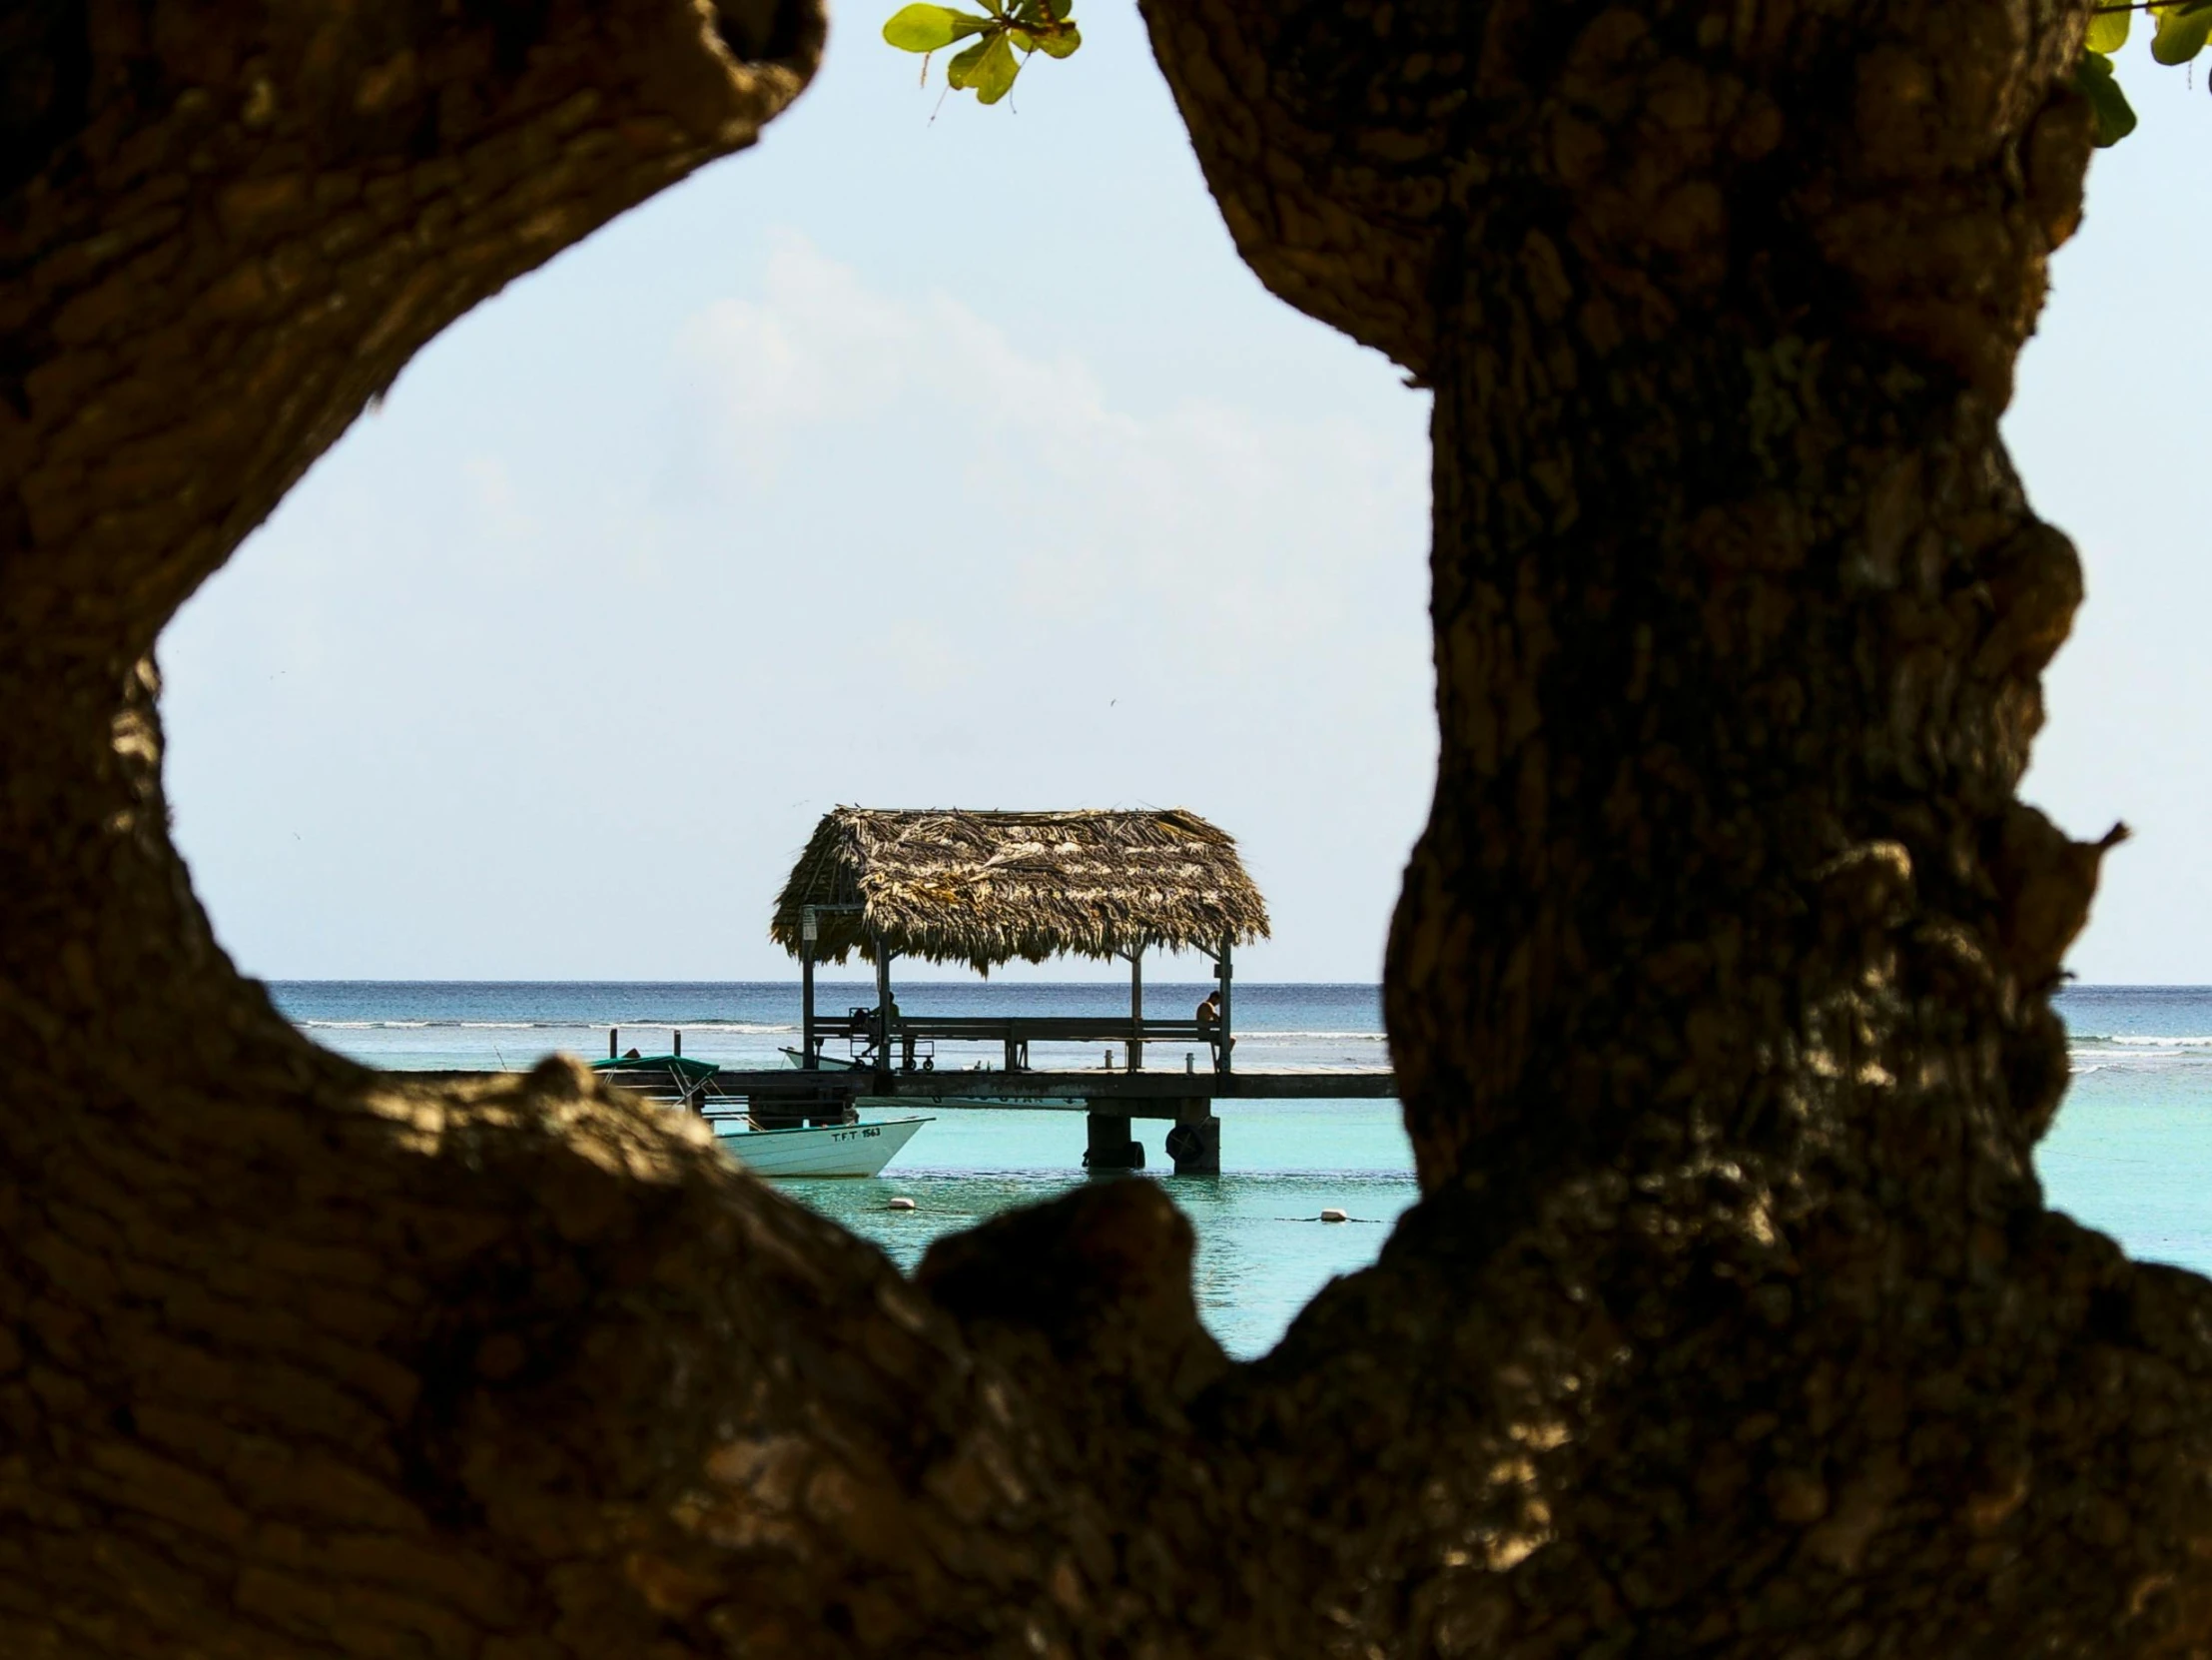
(8, 0, 2212, 1655)
(1143, 0, 2212, 1652)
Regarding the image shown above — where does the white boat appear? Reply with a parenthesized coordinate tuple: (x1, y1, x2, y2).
(710, 1114, 932, 1178)
(590, 1052, 932, 1178)
(780, 1047, 1086, 1110)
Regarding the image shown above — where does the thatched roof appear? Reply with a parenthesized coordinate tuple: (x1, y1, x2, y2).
(770, 808, 1271, 971)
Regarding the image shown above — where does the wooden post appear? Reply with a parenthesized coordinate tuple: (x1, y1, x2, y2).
(874, 937, 894, 1072)
(1217, 934, 1234, 1074)
(801, 906, 818, 1070)
(674, 1031, 681, 1057)
(608, 1028, 617, 1060)
(1129, 945, 1144, 1071)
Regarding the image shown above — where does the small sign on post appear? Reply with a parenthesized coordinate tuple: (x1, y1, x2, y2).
(800, 907, 819, 1069)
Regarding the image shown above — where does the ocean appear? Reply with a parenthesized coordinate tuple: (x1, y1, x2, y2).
(272, 980, 2212, 1357)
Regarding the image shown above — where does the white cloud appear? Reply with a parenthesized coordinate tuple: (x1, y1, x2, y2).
(684, 235, 921, 479)
(681, 233, 1427, 685)
(161, 218, 1435, 980)
(462, 455, 537, 545)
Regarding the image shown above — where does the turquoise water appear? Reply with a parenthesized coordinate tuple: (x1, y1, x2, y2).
(776, 1103, 1414, 1356)
(273, 980, 2212, 1357)
(276, 980, 1415, 1355)
(2041, 986, 2212, 1272)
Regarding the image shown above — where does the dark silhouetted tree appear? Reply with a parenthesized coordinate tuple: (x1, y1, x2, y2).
(6, 1, 2211, 1654)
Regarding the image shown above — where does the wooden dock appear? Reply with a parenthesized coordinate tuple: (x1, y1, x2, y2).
(399, 1065, 1397, 1176)
(722, 1067, 1400, 1175)
(395, 806, 1397, 1175)
(710, 1067, 1398, 1104)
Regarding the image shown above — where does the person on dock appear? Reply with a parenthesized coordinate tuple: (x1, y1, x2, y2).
(1196, 989, 1231, 1068)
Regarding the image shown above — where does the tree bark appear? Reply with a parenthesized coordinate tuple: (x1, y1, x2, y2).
(1144, 0, 2212, 1651)
(8, 0, 2212, 1655)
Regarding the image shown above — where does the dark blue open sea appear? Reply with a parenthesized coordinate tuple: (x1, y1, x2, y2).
(272, 980, 2212, 1357)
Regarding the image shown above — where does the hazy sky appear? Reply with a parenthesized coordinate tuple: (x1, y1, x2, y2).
(161, 17, 2212, 985)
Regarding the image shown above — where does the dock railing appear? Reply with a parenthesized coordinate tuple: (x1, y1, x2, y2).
(810, 1012, 1227, 1072)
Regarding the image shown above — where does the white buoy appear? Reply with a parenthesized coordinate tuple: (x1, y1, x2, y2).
(888, 1197, 918, 1212)
(1320, 1208, 1348, 1224)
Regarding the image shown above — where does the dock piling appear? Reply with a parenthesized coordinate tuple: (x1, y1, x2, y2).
(1083, 1111, 1144, 1173)
(1164, 1099, 1221, 1176)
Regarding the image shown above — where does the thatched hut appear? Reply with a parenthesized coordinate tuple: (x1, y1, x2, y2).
(770, 807, 1270, 971)
(770, 807, 1272, 1078)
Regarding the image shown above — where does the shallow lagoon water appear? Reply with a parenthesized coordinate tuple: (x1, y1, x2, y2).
(276, 979, 2212, 1358)
(279, 980, 1419, 1357)
(775, 1101, 1417, 1356)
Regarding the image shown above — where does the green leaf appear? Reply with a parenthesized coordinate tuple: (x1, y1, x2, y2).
(2075, 50, 2138, 147)
(945, 35, 994, 87)
(2085, 5, 2131, 54)
(971, 32, 1022, 102)
(898, 0, 1065, 103)
(2152, 1, 2212, 64)
(1016, 0, 1077, 32)
(882, 3, 987, 52)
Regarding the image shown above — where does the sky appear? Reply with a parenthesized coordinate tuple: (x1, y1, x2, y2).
(159, 15, 2212, 985)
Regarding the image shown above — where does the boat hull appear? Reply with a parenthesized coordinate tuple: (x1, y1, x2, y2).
(711, 1115, 930, 1178)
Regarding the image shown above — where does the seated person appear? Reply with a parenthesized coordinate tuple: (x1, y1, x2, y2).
(1196, 990, 1232, 1066)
